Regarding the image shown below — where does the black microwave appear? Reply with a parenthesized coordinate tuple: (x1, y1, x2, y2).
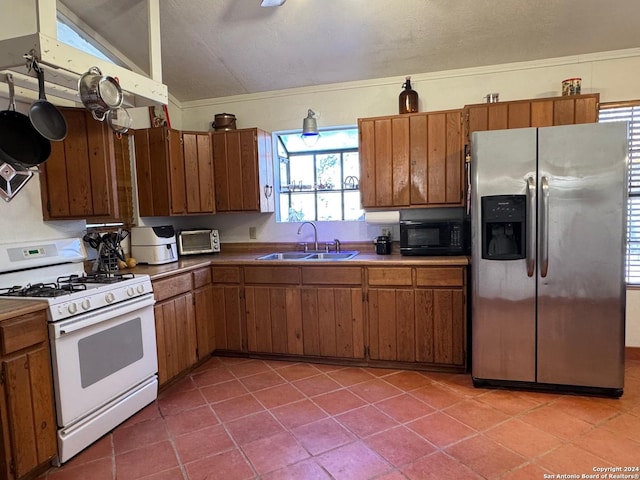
(399, 207, 470, 256)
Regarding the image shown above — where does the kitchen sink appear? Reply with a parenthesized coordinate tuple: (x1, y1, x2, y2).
(256, 251, 359, 261)
(256, 252, 313, 260)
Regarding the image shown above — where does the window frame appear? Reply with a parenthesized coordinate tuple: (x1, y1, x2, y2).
(599, 100, 640, 285)
(274, 129, 363, 223)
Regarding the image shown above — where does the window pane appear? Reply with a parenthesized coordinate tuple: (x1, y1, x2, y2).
(290, 193, 316, 221)
(316, 154, 340, 190)
(344, 191, 364, 220)
(317, 192, 342, 221)
(290, 155, 314, 190)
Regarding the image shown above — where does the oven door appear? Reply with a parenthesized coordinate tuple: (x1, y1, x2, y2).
(49, 294, 157, 427)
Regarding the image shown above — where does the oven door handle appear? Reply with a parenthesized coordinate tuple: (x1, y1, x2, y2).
(51, 295, 155, 338)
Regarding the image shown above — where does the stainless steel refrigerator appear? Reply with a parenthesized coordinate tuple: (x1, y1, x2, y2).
(471, 122, 628, 397)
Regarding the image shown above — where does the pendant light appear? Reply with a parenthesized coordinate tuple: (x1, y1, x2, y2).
(302, 109, 319, 146)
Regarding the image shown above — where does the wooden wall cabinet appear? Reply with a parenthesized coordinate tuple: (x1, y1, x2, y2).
(0, 310, 57, 479)
(211, 128, 274, 213)
(211, 266, 244, 353)
(464, 93, 600, 142)
(134, 127, 186, 216)
(182, 131, 216, 214)
(358, 109, 464, 208)
(367, 266, 467, 369)
(39, 107, 119, 220)
(151, 272, 197, 385)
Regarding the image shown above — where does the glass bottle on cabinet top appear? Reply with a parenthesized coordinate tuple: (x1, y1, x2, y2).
(399, 76, 419, 114)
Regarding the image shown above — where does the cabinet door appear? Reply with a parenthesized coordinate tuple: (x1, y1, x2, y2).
(1, 345, 57, 479)
(154, 293, 197, 385)
(368, 287, 416, 362)
(40, 108, 118, 220)
(300, 287, 365, 359)
(134, 127, 185, 216)
(212, 128, 273, 212)
(358, 116, 410, 208)
(183, 132, 215, 214)
(211, 285, 244, 352)
(409, 110, 463, 205)
(194, 285, 216, 360)
(245, 286, 303, 355)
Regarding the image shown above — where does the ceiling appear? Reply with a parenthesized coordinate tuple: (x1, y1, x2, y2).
(60, 0, 640, 103)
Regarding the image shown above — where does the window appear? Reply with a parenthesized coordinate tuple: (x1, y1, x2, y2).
(57, 17, 117, 64)
(276, 128, 363, 222)
(599, 102, 640, 284)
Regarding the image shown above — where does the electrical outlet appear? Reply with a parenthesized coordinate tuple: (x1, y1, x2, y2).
(249, 227, 257, 239)
(381, 227, 391, 237)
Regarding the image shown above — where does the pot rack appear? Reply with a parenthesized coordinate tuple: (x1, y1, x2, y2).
(0, 0, 167, 108)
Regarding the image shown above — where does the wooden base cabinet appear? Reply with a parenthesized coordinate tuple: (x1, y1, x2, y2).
(300, 267, 364, 359)
(193, 268, 216, 361)
(367, 266, 467, 370)
(152, 273, 197, 386)
(0, 310, 57, 479)
(244, 266, 302, 355)
(211, 267, 244, 353)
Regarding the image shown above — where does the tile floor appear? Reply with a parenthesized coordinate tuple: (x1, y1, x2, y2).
(37, 356, 640, 480)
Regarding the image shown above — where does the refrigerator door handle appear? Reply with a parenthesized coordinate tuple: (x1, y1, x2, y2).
(540, 175, 550, 277)
(526, 176, 536, 277)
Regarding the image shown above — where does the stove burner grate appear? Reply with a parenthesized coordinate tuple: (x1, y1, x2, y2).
(0, 282, 88, 298)
(57, 272, 135, 285)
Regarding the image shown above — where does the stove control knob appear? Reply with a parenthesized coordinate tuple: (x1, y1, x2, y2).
(105, 292, 116, 304)
(68, 303, 77, 315)
(81, 299, 91, 311)
(137, 285, 145, 294)
(127, 287, 135, 297)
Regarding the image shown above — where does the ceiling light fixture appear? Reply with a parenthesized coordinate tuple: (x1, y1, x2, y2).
(301, 109, 319, 146)
(260, 0, 286, 7)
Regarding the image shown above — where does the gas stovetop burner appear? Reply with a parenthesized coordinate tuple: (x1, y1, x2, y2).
(57, 272, 136, 285)
(0, 282, 88, 298)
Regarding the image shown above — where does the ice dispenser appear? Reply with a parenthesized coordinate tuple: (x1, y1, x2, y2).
(481, 195, 526, 260)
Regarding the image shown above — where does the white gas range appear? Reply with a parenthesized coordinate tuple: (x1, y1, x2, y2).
(0, 238, 158, 465)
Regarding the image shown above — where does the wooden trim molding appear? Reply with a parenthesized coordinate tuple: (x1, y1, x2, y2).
(626, 346, 640, 361)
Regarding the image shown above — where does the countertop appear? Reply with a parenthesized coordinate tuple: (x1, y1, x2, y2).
(129, 250, 470, 280)
(0, 299, 48, 321)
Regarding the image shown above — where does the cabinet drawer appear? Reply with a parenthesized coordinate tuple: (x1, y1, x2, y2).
(153, 273, 193, 302)
(0, 311, 47, 355)
(212, 266, 241, 283)
(367, 267, 412, 286)
(193, 267, 212, 288)
(416, 267, 464, 287)
(302, 266, 362, 285)
(244, 266, 300, 284)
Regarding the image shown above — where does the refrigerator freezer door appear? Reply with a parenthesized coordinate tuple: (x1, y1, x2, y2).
(536, 123, 627, 389)
(471, 128, 538, 382)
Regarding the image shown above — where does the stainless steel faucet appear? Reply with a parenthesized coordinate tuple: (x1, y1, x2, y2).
(297, 221, 318, 252)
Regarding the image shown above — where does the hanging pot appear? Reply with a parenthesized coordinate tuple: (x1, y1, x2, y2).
(0, 160, 34, 202)
(78, 67, 123, 121)
(211, 113, 237, 131)
(0, 73, 51, 167)
(106, 107, 132, 137)
(29, 60, 68, 141)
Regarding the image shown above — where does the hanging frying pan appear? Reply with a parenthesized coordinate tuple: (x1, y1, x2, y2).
(0, 73, 51, 167)
(29, 60, 68, 141)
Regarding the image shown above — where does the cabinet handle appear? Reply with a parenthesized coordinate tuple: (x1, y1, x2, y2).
(263, 185, 273, 198)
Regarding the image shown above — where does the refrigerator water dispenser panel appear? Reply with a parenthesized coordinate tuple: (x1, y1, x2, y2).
(481, 195, 526, 260)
